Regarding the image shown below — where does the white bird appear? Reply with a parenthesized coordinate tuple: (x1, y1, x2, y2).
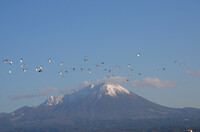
(9, 61, 13, 64)
(22, 68, 26, 72)
(20, 59, 23, 63)
(48, 58, 51, 63)
(20, 63, 24, 67)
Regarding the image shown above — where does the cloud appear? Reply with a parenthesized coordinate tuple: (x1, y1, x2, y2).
(38, 86, 61, 96)
(129, 77, 177, 88)
(72, 76, 175, 89)
(66, 80, 92, 94)
(11, 86, 62, 100)
(11, 93, 38, 100)
(94, 76, 128, 85)
(185, 70, 200, 77)
(11, 76, 176, 100)
(64, 76, 128, 94)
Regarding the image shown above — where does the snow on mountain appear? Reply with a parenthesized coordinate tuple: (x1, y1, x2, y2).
(91, 84, 94, 89)
(2, 81, 200, 129)
(46, 95, 64, 106)
(44, 83, 132, 107)
(99, 83, 131, 97)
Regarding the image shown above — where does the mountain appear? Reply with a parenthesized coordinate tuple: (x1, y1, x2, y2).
(44, 95, 64, 106)
(1, 82, 200, 131)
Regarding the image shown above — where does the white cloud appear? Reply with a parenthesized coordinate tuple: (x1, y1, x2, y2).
(185, 70, 200, 77)
(129, 77, 177, 88)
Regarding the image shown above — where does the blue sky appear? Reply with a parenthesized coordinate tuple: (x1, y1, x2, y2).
(0, 0, 200, 112)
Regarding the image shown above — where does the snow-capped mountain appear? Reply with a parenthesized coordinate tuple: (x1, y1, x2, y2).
(98, 83, 131, 97)
(1, 82, 200, 130)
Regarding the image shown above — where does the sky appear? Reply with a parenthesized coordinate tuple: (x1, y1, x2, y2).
(0, 0, 200, 113)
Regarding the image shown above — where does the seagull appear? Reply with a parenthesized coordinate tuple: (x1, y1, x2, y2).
(19, 58, 23, 63)
(3, 59, 8, 63)
(84, 56, 88, 62)
(38, 68, 42, 73)
(48, 58, 51, 63)
(22, 68, 26, 72)
(9, 60, 13, 65)
(20, 63, 24, 67)
(115, 65, 120, 69)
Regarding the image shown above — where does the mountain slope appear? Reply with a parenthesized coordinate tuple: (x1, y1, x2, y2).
(1, 82, 200, 131)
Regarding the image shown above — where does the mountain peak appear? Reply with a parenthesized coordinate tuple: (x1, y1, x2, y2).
(4, 81, 200, 131)
(99, 83, 131, 97)
(46, 95, 64, 106)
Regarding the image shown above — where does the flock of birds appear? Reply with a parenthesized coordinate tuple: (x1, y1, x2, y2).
(1, 53, 187, 81)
